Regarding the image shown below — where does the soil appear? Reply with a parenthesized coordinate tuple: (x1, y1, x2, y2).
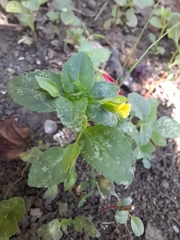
(0, 0, 180, 240)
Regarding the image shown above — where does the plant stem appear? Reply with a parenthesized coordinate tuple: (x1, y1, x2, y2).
(29, 11, 37, 42)
(75, 116, 87, 143)
(116, 0, 161, 86)
(110, 4, 119, 46)
(121, 21, 180, 84)
(169, 46, 179, 64)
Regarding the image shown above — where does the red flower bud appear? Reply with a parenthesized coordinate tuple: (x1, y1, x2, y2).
(101, 71, 123, 95)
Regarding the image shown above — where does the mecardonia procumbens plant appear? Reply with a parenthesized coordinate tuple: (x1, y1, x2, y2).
(8, 51, 134, 190)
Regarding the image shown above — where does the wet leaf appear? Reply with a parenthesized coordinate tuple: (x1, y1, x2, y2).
(86, 102, 118, 127)
(56, 96, 88, 132)
(8, 70, 63, 112)
(0, 117, 30, 161)
(154, 116, 180, 138)
(89, 81, 119, 100)
(61, 52, 94, 94)
(151, 131, 166, 147)
(28, 147, 68, 188)
(37, 219, 63, 240)
(0, 197, 26, 239)
(130, 216, 144, 237)
(79, 125, 135, 185)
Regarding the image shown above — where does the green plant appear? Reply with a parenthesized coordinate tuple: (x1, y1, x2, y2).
(5, 0, 48, 41)
(0, 197, 26, 239)
(37, 201, 100, 239)
(167, 13, 180, 65)
(6, 51, 180, 238)
(148, 6, 172, 55)
(104, 0, 154, 29)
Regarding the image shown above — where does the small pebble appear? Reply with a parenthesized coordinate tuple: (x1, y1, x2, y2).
(173, 225, 179, 233)
(44, 119, 58, 134)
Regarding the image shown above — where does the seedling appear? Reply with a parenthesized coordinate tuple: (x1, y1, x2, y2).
(5, 0, 48, 41)
(103, 0, 153, 29)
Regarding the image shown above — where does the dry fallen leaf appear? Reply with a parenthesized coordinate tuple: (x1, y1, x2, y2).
(0, 117, 30, 160)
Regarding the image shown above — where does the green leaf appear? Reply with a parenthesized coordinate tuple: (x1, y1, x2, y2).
(6, 1, 22, 13)
(86, 102, 118, 126)
(142, 159, 151, 169)
(103, 19, 112, 30)
(19, 11, 33, 30)
(79, 125, 135, 185)
(91, 48, 111, 68)
(126, 8, 137, 28)
(28, 147, 68, 188)
(130, 216, 144, 237)
(148, 33, 156, 42)
(89, 81, 119, 100)
(43, 185, 59, 201)
(54, 0, 72, 11)
(151, 131, 166, 146)
(139, 122, 152, 145)
(115, 210, 129, 224)
(0, 197, 26, 238)
(39, 0, 48, 5)
(60, 10, 75, 25)
(56, 96, 87, 132)
(118, 122, 139, 144)
(144, 98, 160, 123)
(78, 39, 93, 52)
(134, 0, 153, 9)
(21, 0, 39, 11)
(37, 219, 63, 240)
(72, 216, 100, 238)
(8, 70, 62, 112)
(121, 197, 133, 206)
(46, 11, 59, 22)
(140, 142, 155, 154)
(36, 76, 60, 98)
(150, 16, 163, 28)
(58, 202, 68, 214)
(20, 147, 42, 163)
(114, 0, 127, 6)
(61, 52, 94, 94)
(154, 116, 180, 138)
(62, 143, 80, 173)
(173, 53, 180, 66)
(128, 93, 151, 120)
(167, 13, 180, 46)
(64, 168, 77, 191)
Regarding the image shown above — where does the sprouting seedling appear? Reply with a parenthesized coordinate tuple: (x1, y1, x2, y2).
(5, 0, 48, 41)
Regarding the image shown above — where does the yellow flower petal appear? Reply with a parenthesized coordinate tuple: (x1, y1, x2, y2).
(116, 103, 131, 118)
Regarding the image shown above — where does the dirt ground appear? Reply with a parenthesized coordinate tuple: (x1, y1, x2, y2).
(0, 0, 180, 239)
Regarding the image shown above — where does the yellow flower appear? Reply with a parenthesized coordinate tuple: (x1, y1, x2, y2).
(115, 103, 131, 118)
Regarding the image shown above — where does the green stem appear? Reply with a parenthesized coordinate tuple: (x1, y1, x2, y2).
(116, 0, 161, 85)
(29, 10, 37, 42)
(121, 21, 180, 84)
(169, 46, 179, 64)
(75, 116, 87, 143)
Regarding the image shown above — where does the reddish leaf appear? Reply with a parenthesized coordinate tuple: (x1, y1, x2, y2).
(0, 117, 30, 160)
